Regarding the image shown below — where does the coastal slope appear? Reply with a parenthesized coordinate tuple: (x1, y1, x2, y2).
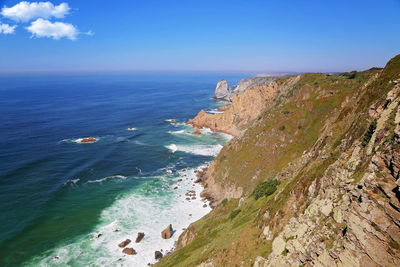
(157, 55, 400, 267)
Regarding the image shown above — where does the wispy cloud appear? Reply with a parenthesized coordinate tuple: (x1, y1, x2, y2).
(0, 23, 17, 34)
(1, 1, 70, 22)
(26, 18, 78, 40)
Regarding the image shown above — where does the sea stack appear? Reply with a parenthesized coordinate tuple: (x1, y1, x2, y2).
(214, 80, 230, 100)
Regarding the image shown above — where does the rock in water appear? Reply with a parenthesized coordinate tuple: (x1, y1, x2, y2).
(192, 128, 202, 135)
(135, 232, 145, 243)
(214, 80, 230, 99)
(161, 224, 173, 239)
(122, 247, 137, 255)
(80, 137, 97, 143)
(118, 239, 131, 248)
(155, 251, 163, 260)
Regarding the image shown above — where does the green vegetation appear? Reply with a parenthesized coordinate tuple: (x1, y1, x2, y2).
(278, 125, 286, 131)
(230, 209, 241, 220)
(221, 198, 228, 206)
(362, 120, 377, 146)
(340, 70, 357, 79)
(156, 55, 400, 267)
(253, 179, 280, 200)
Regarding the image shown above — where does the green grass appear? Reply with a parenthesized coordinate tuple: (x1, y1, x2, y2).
(156, 54, 400, 267)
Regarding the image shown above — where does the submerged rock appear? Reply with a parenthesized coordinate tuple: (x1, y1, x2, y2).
(80, 137, 97, 143)
(122, 247, 137, 255)
(155, 250, 163, 260)
(192, 128, 202, 135)
(135, 232, 145, 243)
(161, 224, 174, 239)
(118, 239, 131, 248)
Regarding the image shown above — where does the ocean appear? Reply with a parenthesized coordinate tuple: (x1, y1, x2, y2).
(0, 72, 244, 266)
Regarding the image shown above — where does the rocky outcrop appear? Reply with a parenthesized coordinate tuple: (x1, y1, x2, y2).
(256, 73, 400, 267)
(214, 80, 230, 100)
(200, 161, 243, 207)
(188, 76, 298, 136)
(161, 224, 174, 239)
(233, 76, 275, 94)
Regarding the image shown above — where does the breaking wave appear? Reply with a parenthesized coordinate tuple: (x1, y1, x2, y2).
(166, 144, 223, 156)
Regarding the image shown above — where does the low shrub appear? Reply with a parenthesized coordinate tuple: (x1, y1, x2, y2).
(362, 120, 377, 146)
(230, 209, 241, 220)
(221, 199, 228, 206)
(340, 70, 357, 79)
(253, 179, 280, 200)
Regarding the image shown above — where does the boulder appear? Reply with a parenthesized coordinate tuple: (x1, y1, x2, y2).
(214, 80, 230, 99)
(155, 250, 163, 260)
(118, 239, 131, 248)
(161, 224, 174, 239)
(135, 232, 145, 243)
(122, 247, 137, 255)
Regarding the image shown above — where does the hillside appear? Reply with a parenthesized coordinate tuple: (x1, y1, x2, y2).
(156, 55, 400, 267)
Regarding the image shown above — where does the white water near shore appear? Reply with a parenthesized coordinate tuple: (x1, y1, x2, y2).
(28, 123, 231, 267)
(29, 165, 212, 267)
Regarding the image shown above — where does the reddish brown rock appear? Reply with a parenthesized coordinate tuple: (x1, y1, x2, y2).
(80, 137, 96, 143)
(122, 247, 137, 255)
(161, 224, 173, 239)
(118, 239, 131, 248)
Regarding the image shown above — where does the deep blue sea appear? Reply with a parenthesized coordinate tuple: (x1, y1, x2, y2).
(0, 72, 244, 266)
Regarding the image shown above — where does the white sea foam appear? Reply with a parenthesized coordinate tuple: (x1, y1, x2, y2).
(28, 166, 212, 267)
(167, 130, 187, 135)
(166, 144, 223, 156)
(87, 175, 127, 184)
(63, 178, 80, 186)
(166, 144, 178, 153)
(206, 109, 224, 114)
(165, 118, 186, 127)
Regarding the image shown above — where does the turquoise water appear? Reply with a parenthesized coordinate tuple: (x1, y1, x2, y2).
(0, 72, 244, 266)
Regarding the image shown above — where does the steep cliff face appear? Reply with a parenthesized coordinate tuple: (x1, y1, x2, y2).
(188, 76, 297, 136)
(156, 55, 400, 267)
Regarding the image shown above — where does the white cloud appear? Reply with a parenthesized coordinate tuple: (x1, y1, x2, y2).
(0, 23, 17, 34)
(26, 18, 78, 40)
(1, 1, 70, 22)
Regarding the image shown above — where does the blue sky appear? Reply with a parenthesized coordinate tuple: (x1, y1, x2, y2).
(0, 0, 399, 73)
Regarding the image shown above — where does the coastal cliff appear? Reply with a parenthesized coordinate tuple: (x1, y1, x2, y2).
(156, 55, 400, 267)
(188, 76, 298, 136)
